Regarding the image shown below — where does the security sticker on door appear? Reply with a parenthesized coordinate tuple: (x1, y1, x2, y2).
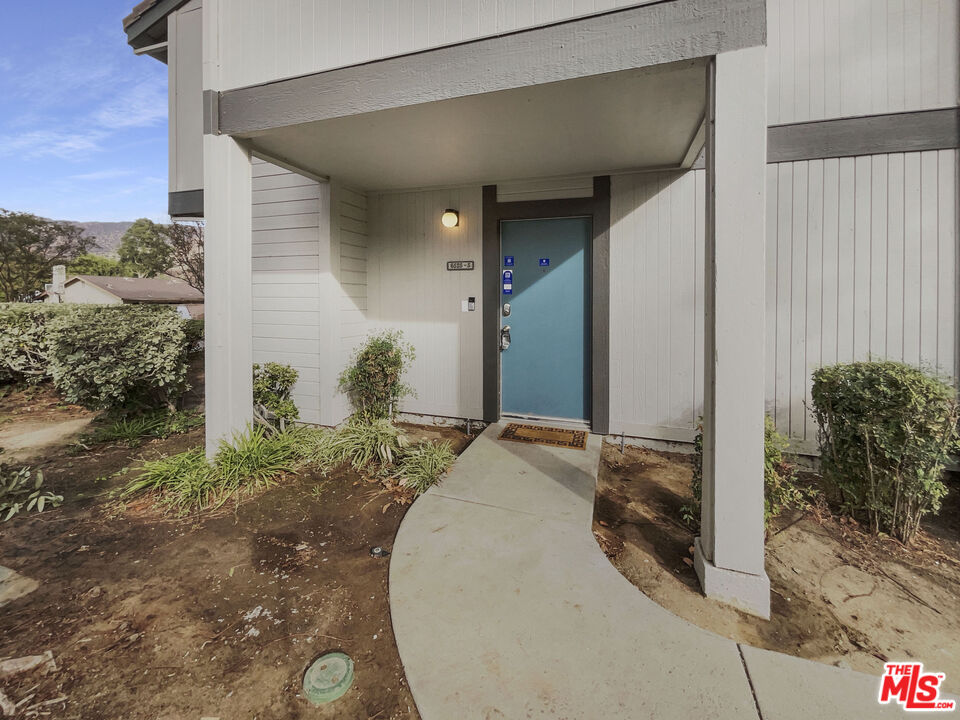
(539, 258, 550, 267)
(502, 269, 513, 295)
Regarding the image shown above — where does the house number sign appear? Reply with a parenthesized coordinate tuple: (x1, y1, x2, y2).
(446, 260, 475, 271)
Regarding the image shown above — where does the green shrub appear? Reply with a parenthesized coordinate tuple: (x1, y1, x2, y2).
(811, 361, 958, 544)
(47, 305, 191, 410)
(183, 317, 204, 350)
(683, 417, 808, 530)
(1, 466, 63, 521)
(338, 330, 415, 419)
(396, 441, 456, 495)
(0, 303, 69, 385)
(253, 362, 299, 423)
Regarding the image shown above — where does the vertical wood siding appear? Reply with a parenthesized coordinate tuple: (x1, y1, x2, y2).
(330, 183, 370, 421)
(367, 188, 484, 419)
(768, 0, 959, 124)
(609, 171, 705, 442)
(218, 0, 658, 91)
(251, 158, 326, 424)
(168, 0, 203, 193)
(610, 150, 958, 448)
(766, 150, 958, 449)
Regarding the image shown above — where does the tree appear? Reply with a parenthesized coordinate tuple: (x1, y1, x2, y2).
(118, 218, 173, 278)
(162, 221, 204, 292)
(0, 210, 96, 301)
(66, 253, 128, 277)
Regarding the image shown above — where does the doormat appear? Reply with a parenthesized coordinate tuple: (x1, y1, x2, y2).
(497, 423, 588, 450)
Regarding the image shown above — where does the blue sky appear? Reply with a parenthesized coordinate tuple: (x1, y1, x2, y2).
(0, 1, 168, 222)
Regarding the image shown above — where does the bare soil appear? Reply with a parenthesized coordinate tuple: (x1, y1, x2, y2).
(593, 440, 960, 692)
(0, 385, 95, 463)
(0, 412, 473, 719)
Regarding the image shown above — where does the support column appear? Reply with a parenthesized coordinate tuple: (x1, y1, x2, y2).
(203, 133, 253, 457)
(694, 46, 770, 619)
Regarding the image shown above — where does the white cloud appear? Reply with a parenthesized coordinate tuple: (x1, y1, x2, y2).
(92, 77, 167, 129)
(0, 129, 107, 159)
(68, 168, 136, 181)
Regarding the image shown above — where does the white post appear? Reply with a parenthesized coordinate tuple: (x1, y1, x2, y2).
(203, 134, 253, 457)
(694, 46, 770, 619)
(201, 0, 253, 457)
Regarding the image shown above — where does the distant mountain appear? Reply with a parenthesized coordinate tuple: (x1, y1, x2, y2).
(70, 221, 134, 256)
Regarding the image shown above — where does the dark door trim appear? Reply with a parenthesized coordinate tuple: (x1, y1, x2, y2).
(482, 177, 610, 433)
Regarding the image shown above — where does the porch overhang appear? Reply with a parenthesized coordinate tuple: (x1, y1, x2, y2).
(210, 0, 765, 188)
(241, 61, 708, 191)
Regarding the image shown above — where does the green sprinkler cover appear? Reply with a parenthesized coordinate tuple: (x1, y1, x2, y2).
(303, 652, 354, 705)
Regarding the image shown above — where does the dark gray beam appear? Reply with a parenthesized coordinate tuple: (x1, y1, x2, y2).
(219, 0, 765, 136)
(169, 189, 204, 217)
(768, 108, 960, 163)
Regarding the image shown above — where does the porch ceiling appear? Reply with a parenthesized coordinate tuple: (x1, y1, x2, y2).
(244, 59, 707, 191)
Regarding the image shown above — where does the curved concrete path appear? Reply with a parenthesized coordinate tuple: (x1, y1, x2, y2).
(390, 423, 918, 719)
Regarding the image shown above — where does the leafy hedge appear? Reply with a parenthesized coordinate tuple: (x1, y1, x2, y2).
(683, 417, 808, 530)
(0, 303, 69, 384)
(811, 361, 958, 544)
(46, 305, 192, 410)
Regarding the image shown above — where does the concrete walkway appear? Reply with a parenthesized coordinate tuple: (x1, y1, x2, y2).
(390, 423, 917, 719)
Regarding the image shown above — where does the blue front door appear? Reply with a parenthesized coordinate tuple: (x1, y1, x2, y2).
(500, 217, 591, 422)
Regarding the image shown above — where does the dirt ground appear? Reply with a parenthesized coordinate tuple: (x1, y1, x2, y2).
(0, 385, 95, 463)
(0, 408, 474, 719)
(593, 440, 960, 692)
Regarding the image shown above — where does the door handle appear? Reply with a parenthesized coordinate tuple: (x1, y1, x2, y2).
(500, 325, 511, 351)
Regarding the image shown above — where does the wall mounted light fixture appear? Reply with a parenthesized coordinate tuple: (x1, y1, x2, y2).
(441, 209, 459, 228)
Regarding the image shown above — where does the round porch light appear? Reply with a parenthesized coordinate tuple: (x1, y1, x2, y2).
(441, 209, 459, 228)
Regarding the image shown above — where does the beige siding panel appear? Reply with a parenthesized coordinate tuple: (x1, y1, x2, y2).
(766, 150, 958, 448)
(367, 187, 484, 419)
(219, 0, 641, 90)
(168, 1, 203, 193)
(251, 160, 325, 421)
(767, 0, 959, 124)
(609, 171, 702, 441)
(612, 152, 957, 449)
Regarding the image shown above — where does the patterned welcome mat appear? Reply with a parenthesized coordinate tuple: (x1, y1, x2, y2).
(497, 423, 588, 450)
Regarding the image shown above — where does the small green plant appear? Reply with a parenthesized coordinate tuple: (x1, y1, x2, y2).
(214, 425, 299, 488)
(338, 330, 416, 419)
(86, 410, 204, 448)
(295, 418, 411, 474)
(253, 362, 299, 423)
(122, 448, 216, 514)
(122, 425, 304, 515)
(811, 361, 959, 544)
(396, 441, 456, 495)
(682, 417, 808, 530)
(1, 467, 63, 521)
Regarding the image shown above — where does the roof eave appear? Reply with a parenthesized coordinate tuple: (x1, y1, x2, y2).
(123, 0, 189, 54)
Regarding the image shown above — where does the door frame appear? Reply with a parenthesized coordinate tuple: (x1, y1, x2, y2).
(481, 176, 610, 433)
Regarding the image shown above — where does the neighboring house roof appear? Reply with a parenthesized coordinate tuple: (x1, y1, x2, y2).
(64, 275, 204, 304)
